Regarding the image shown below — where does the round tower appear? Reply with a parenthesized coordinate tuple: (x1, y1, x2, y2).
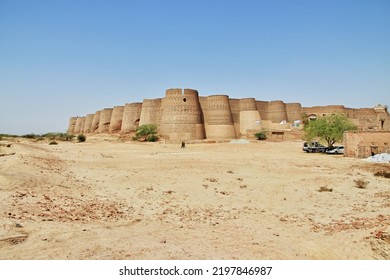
(286, 103, 302, 123)
(121, 102, 143, 133)
(83, 114, 94, 133)
(139, 98, 162, 126)
(268, 100, 288, 123)
(98, 108, 113, 133)
(91, 110, 101, 133)
(256, 101, 269, 120)
(239, 98, 257, 111)
(239, 98, 261, 136)
(160, 88, 205, 141)
(67, 117, 77, 134)
(108, 106, 124, 133)
(205, 95, 237, 139)
(74, 116, 86, 134)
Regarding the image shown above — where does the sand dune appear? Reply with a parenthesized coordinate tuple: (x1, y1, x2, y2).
(0, 137, 389, 259)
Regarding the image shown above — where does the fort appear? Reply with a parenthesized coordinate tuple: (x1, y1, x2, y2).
(67, 88, 390, 142)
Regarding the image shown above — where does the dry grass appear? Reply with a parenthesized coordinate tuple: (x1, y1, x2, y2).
(318, 186, 333, 192)
(205, 177, 218, 183)
(354, 179, 369, 189)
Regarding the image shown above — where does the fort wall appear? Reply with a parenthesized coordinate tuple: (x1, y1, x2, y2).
(121, 103, 142, 133)
(67, 88, 390, 141)
(108, 106, 124, 133)
(160, 88, 205, 141)
(67, 117, 77, 134)
(229, 98, 241, 137)
(83, 114, 94, 133)
(268, 100, 288, 123)
(74, 116, 86, 134)
(256, 101, 269, 120)
(98, 108, 113, 133)
(199, 96, 208, 131)
(205, 95, 236, 139)
(302, 105, 346, 119)
(139, 98, 162, 127)
(303, 105, 390, 132)
(239, 98, 261, 137)
(286, 103, 302, 123)
(344, 131, 390, 158)
(91, 111, 101, 133)
(240, 111, 262, 136)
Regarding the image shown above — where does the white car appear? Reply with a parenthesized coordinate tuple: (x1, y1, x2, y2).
(326, 146, 344, 154)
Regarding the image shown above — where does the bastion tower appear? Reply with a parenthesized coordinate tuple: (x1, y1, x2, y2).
(121, 102, 142, 133)
(160, 88, 205, 141)
(205, 95, 237, 139)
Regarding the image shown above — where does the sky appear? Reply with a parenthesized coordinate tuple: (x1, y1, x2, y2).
(0, 0, 389, 134)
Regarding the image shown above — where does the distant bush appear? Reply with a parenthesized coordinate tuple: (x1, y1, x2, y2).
(23, 133, 39, 139)
(254, 131, 267, 140)
(58, 133, 75, 141)
(42, 132, 75, 141)
(77, 134, 86, 143)
(42, 133, 57, 140)
(49, 140, 58, 145)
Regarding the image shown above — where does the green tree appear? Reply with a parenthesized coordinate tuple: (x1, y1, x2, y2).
(304, 114, 357, 147)
(301, 112, 310, 125)
(134, 124, 158, 142)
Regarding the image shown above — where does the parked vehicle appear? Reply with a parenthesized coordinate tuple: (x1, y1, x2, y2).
(326, 145, 344, 154)
(303, 141, 328, 153)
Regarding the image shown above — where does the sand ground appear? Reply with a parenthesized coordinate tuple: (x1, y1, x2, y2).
(0, 137, 389, 260)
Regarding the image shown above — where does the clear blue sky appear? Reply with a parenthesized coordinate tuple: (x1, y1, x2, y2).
(1, 0, 389, 134)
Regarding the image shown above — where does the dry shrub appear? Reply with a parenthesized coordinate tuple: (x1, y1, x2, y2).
(318, 186, 333, 192)
(354, 179, 369, 189)
(374, 171, 390, 179)
(206, 178, 218, 183)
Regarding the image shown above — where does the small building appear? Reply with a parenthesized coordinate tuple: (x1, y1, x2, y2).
(344, 131, 390, 158)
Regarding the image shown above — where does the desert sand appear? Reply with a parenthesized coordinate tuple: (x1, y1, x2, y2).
(0, 137, 389, 260)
